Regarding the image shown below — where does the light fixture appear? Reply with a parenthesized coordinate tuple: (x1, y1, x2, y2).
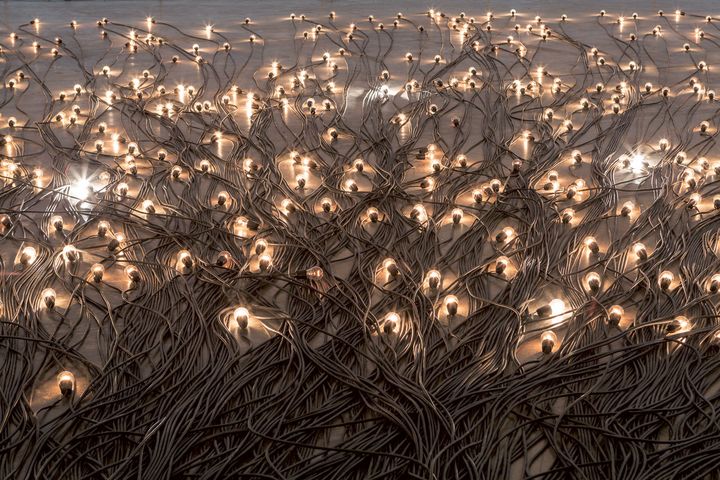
(57, 371, 75, 396)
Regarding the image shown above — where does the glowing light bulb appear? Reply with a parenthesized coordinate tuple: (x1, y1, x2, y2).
(258, 254, 272, 271)
(91, 263, 104, 282)
(306, 266, 324, 279)
(659, 270, 674, 290)
(50, 215, 64, 233)
(178, 250, 193, 269)
(709, 274, 720, 293)
(688, 193, 701, 208)
(585, 272, 602, 293)
(561, 208, 575, 224)
(117, 183, 129, 197)
(549, 299, 566, 317)
(426, 270, 441, 290)
(451, 208, 464, 225)
(496, 226, 514, 243)
(495, 256, 509, 274)
(20, 246, 37, 265)
(250, 240, 266, 257)
(579, 238, 598, 257)
(142, 200, 155, 214)
(383, 258, 399, 277)
(410, 204, 427, 222)
(541, 330, 558, 353)
(621, 201, 635, 217)
(281, 199, 295, 215)
(125, 265, 141, 282)
(472, 189, 483, 203)
(633, 242, 648, 261)
(383, 312, 399, 333)
(42, 288, 56, 309)
(608, 305, 624, 325)
(344, 179, 358, 192)
(233, 307, 250, 328)
(629, 153, 645, 172)
(444, 295, 459, 316)
(670, 316, 690, 334)
(320, 197, 333, 213)
(57, 371, 75, 396)
(62, 244, 78, 263)
(216, 191, 230, 207)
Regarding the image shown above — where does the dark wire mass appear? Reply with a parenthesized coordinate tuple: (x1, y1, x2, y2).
(1, 6, 720, 480)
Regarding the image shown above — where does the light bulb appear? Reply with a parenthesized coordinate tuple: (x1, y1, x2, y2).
(426, 270, 441, 290)
(496, 226, 514, 243)
(536, 299, 564, 318)
(91, 263, 104, 282)
(62, 245, 78, 263)
(320, 197, 333, 213)
(585, 272, 602, 293)
(541, 330, 558, 353)
(608, 305, 624, 325)
(258, 254, 272, 271)
(688, 193, 701, 208)
(451, 208, 464, 224)
(670, 316, 690, 334)
(444, 295, 459, 316)
(410, 204, 427, 222)
(709, 274, 720, 293)
(142, 200, 155, 214)
(659, 270, 674, 290)
(42, 288, 56, 309)
(549, 299, 566, 317)
(383, 312, 399, 333)
(216, 191, 230, 207)
(281, 199, 295, 215)
(125, 265, 140, 282)
(584, 236, 599, 254)
(306, 266, 324, 279)
(233, 307, 250, 328)
(20, 246, 37, 265)
(50, 215, 64, 233)
(495, 256, 509, 274)
(621, 201, 635, 216)
(383, 258, 399, 277)
(633, 242, 648, 261)
(57, 371, 75, 396)
(178, 250, 193, 269)
(254, 239, 268, 255)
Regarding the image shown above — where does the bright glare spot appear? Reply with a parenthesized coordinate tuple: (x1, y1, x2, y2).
(630, 154, 645, 172)
(549, 298, 571, 324)
(69, 178, 90, 200)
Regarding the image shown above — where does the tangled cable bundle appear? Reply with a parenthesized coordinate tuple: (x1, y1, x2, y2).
(4, 4, 720, 479)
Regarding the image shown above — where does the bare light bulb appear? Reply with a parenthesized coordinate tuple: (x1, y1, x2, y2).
(42, 288, 56, 309)
(659, 270, 674, 290)
(444, 295, 459, 316)
(541, 330, 558, 353)
(383, 312, 399, 333)
(233, 307, 250, 328)
(608, 305, 624, 325)
(426, 270, 441, 290)
(57, 371, 75, 396)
